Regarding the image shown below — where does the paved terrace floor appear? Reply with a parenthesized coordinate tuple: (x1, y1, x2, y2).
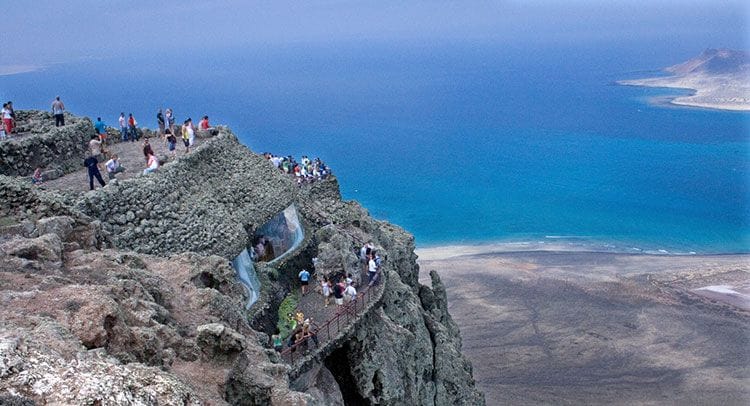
(40, 136, 206, 193)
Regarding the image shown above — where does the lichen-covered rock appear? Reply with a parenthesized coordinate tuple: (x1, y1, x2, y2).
(76, 130, 299, 258)
(0, 233, 63, 264)
(36, 215, 74, 240)
(0, 329, 202, 406)
(0, 110, 95, 177)
(197, 323, 245, 356)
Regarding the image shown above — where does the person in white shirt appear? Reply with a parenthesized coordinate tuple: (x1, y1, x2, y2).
(51, 96, 65, 127)
(105, 154, 125, 180)
(344, 282, 357, 302)
(143, 153, 159, 175)
(118, 113, 128, 141)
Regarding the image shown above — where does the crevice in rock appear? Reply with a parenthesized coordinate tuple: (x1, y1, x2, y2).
(324, 343, 368, 405)
(423, 312, 439, 406)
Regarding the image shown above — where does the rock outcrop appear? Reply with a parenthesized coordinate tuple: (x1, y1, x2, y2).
(0, 111, 95, 177)
(0, 111, 483, 405)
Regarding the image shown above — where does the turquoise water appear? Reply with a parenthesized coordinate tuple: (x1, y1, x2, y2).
(1, 42, 748, 253)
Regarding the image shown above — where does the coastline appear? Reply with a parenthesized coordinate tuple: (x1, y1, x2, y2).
(415, 239, 749, 261)
(618, 77, 750, 112)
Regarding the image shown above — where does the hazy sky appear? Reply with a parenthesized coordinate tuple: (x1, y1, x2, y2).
(1, 0, 748, 67)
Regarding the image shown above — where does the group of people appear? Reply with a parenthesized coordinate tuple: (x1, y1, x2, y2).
(157, 109, 215, 155)
(1, 101, 16, 140)
(320, 274, 358, 308)
(281, 244, 384, 354)
(118, 112, 140, 142)
(264, 153, 331, 185)
(273, 310, 318, 353)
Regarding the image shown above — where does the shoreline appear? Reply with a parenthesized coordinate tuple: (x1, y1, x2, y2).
(617, 78, 750, 112)
(414, 240, 749, 261)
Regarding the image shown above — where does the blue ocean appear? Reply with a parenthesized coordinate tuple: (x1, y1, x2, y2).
(2, 41, 748, 253)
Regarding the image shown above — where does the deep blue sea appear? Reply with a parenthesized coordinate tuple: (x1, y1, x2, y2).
(2, 41, 748, 253)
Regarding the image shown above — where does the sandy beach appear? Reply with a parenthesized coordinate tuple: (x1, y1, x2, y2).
(618, 76, 750, 112)
(417, 246, 750, 405)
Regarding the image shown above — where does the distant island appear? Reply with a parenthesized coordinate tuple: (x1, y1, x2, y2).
(619, 48, 750, 111)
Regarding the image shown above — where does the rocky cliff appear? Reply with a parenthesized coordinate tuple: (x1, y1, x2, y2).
(0, 112, 484, 405)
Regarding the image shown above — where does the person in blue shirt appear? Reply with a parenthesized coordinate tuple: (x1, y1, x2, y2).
(94, 117, 107, 143)
(298, 269, 311, 295)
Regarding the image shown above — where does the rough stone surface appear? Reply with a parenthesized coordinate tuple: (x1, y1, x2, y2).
(295, 178, 486, 405)
(0, 110, 96, 177)
(76, 130, 298, 258)
(0, 112, 484, 405)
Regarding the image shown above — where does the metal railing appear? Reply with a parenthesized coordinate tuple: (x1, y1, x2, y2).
(279, 273, 385, 364)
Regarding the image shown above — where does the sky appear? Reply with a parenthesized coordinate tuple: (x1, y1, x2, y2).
(1, 0, 747, 70)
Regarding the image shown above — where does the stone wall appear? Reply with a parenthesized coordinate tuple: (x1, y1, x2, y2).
(76, 129, 299, 258)
(0, 111, 95, 177)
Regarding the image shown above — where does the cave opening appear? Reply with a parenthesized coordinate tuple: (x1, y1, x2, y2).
(324, 343, 368, 405)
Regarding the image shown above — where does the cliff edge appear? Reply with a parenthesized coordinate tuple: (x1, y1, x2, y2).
(0, 112, 484, 405)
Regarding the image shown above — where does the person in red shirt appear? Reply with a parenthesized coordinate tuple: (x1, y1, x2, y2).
(128, 113, 139, 142)
(199, 115, 210, 130)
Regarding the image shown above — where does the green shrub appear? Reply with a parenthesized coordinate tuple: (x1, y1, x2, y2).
(277, 291, 300, 338)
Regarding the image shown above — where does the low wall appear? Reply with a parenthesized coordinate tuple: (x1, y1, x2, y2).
(76, 130, 299, 258)
(0, 111, 95, 177)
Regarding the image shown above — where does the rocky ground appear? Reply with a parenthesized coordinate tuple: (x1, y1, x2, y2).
(0, 211, 309, 404)
(1, 113, 487, 404)
(41, 133, 206, 192)
(418, 250, 750, 405)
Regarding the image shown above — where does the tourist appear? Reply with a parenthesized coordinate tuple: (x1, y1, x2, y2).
(105, 154, 125, 180)
(360, 241, 374, 272)
(156, 108, 165, 135)
(118, 112, 128, 141)
(321, 276, 331, 307)
(89, 134, 105, 162)
(271, 328, 283, 352)
(298, 268, 311, 295)
(94, 117, 108, 143)
(288, 326, 302, 349)
(302, 319, 319, 348)
(51, 96, 65, 127)
(181, 118, 195, 154)
(198, 115, 210, 130)
(142, 139, 154, 162)
(345, 281, 357, 302)
(166, 108, 175, 135)
(0, 124, 6, 141)
(332, 279, 345, 307)
(143, 151, 159, 175)
(2, 103, 14, 135)
(294, 309, 305, 326)
(165, 128, 177, 157)
(31, 167, 44, 185)
(368, 253, 378, 284)
(83, 155, 106, 190)
(6, 101, 16, 124)
(128, 113, 138, 142)
(371, 251, 383, 286)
